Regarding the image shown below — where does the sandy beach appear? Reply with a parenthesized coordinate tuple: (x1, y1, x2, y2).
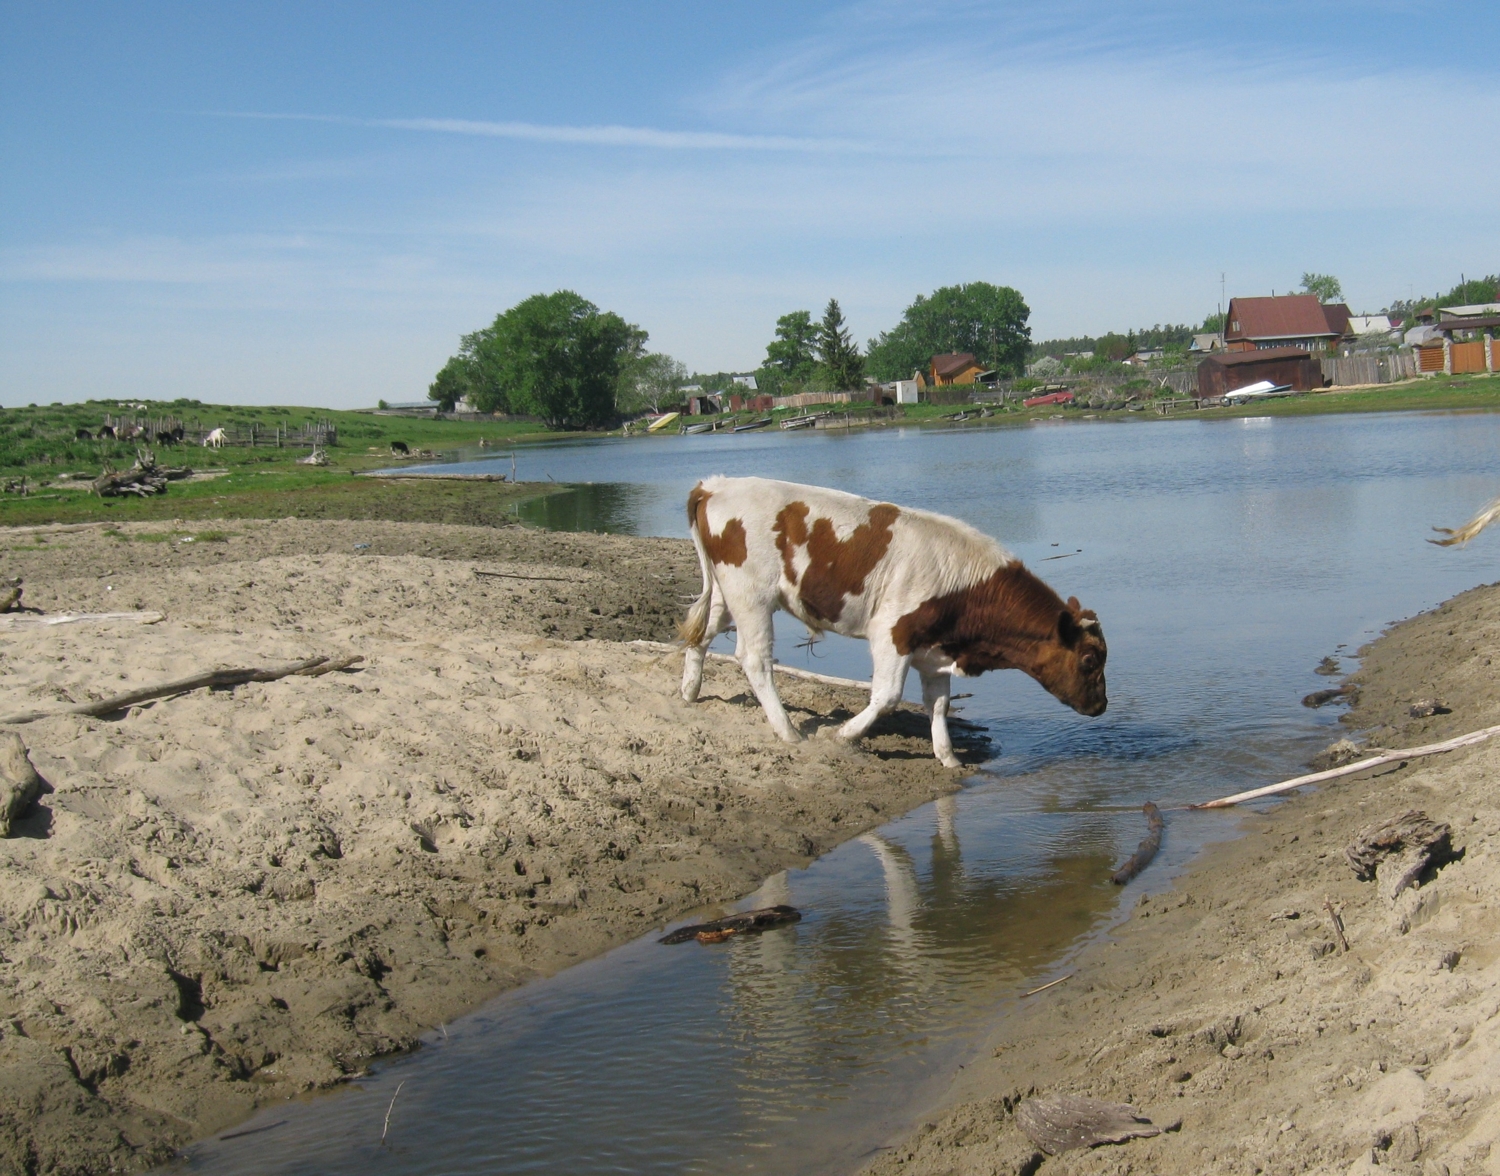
(864, 582, 1500, 1176)
(0, 519, 960, 1174)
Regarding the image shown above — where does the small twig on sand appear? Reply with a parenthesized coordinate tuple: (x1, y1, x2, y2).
(1191, 723, 1500, 809)
(473, 568, 574, 582)
(1324, 898, 1349, 952)
(1022, 973, 1074, 998)
(0, 610, 163, 630)
(0, 655, 363, 726)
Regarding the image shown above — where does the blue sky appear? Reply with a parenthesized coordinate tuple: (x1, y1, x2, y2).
(2, 1, 1497, 408)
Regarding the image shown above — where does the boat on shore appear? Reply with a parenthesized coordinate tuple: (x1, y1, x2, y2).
(733, 418, 773, 433)
(778, 415, 818, 431)
(680, 421, 715, 434)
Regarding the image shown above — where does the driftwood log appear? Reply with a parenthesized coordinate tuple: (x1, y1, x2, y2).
(1111, 802, 1165, 885)
(92, 450, 192, 498)
(0, 732, 42, 837)
(1015, 1095, 1167, 1155)
(659, 905, 802, 945)
(0, 655, 363, 726)
(1192, 722, 1500, 809)
(1346, 810, 1455, 900)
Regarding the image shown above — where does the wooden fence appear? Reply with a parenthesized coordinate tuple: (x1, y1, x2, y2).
(771, 391, 854, 410)
(1319, 353, 1418, 386)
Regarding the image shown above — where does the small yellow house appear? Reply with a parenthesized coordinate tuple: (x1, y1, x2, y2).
(930, 352, 986, 386)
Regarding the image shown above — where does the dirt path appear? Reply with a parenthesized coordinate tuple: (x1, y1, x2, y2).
(0, 520, 959, 1174)
(863, 583, 1500, 1176)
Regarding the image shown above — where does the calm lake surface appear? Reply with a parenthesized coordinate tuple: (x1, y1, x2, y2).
(182, 412, 1500, 1175)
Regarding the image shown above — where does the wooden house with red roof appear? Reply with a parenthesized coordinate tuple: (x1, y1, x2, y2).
(1224, 294, 1353, 353)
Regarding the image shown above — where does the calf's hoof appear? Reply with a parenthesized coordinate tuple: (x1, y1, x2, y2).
(937, 753, 962, 769)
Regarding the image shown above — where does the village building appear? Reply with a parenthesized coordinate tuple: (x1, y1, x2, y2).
(1223, 294, 1352, 353)
(1195, 348, 1326, 400)
(929, 352, 989, 386)
(1189, 332, 1224, 353)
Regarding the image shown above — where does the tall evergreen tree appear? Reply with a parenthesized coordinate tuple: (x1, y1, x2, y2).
(816, 298, 864, 390)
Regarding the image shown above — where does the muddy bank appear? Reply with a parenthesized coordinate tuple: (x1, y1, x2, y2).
(865, 583, 1500, 1176)
(0, 520, 959, 1175)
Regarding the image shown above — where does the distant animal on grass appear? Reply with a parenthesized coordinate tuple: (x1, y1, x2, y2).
(203, 428, 226, 449)
(679, 476, 1107, 767)
(74, 428, 92, 440)
(390, 440, 410, 455)
(1432, 495, 1500, 546)
(96, 425, 116, 439)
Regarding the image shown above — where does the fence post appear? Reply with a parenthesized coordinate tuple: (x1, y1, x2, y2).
(1486, 333, 1495, 374)
(1443, 337, 1453, 375)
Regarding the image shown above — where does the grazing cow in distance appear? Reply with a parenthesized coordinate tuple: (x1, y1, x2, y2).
(75, 428, 92, 440)
(680, 476, 1107, 767)
(203, 427, 226, 449)
(96, 425, 116, 439)
(390, 440, 410, 455)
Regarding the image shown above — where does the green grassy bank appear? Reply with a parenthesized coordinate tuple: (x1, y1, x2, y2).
(3, 376, 1497, 529)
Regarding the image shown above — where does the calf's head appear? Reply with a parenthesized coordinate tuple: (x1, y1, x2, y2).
(1030, 596, 1107, 716)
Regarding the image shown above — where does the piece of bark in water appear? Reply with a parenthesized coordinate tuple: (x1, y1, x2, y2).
(1302, 684, 1357, 709)
(0, 732, 42, 837)
(1015, 1095, 1165, 1155)
(1345, 809, 1454, 899)
(659, 905, 801, 945)
(1111, 802, 1164, 885)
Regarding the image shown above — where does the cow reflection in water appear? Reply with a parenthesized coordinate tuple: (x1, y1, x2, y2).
(714, 800, 1118, 1093)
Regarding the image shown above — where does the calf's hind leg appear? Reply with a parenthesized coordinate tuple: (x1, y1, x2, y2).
(836, 635, 911, 744)
(681, 590, 728, 703)
(735, 607, 802, 743)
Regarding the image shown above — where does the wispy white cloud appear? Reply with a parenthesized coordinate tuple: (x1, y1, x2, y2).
(213, 110, 863, 153)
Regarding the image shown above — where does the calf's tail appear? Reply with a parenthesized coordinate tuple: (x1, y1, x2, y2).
(679, 483, 717, 645)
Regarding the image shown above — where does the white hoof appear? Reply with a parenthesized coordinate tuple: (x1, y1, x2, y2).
(938, 753, 962, 769)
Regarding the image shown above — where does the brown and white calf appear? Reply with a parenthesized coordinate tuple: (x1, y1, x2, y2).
(680, 476, 1107, 767)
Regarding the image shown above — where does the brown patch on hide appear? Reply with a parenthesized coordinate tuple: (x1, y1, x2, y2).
(775, 501, 899, 624)
(688, 485, 747, 567)
(892, 565, 1107, 716)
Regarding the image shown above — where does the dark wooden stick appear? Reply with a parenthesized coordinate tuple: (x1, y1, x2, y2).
(1323, 898, 1349, 952)
(473, 568, 574, 582)
(0, 655, 361, 725)
(1111, 801, 1165, 884)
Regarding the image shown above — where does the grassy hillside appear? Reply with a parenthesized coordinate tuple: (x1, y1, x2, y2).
(0, 399, 575, 527)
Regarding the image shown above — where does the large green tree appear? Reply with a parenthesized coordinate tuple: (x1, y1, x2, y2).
(618, 351, 688, 415)
(428, 355, 475, 412)
(1300, 273, 1344, 303)
(816, 298, 864, 390)
(865, 282, 1031, 380)
(430, 291, 643, 427)
(764, 310, 818, 382)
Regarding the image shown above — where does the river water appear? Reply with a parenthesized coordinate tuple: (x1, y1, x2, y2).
(180, 411, 1500, 1175)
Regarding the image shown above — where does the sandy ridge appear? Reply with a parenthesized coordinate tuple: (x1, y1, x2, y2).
(0, 520, 959, 1174)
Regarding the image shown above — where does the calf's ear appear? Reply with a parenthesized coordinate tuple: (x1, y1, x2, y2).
(1067, 595, 1081, 611)
(1057, 609, 1081, 646)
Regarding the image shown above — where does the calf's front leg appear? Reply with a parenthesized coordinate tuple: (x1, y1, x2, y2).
(919, 669, 960, 769)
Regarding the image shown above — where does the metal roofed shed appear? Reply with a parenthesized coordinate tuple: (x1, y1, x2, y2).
(1195, 348, 1326, 400)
